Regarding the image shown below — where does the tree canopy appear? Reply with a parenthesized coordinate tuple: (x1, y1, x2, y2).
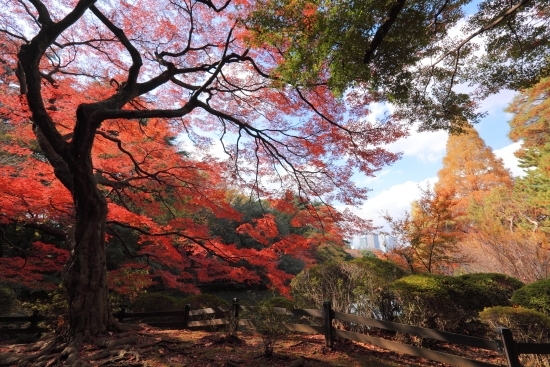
(248, 0, 549, 130)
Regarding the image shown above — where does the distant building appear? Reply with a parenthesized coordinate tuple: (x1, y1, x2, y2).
(357, 234, 380, 250)
(354, 234, 397, 252)
(380, 234, 397, 251)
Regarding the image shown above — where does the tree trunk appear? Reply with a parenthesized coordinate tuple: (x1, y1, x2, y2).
(62, 157, 113, 341)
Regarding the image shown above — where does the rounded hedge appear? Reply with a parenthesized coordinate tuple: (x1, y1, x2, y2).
(458, 273, 524, 307)
(479, 306, 550, 342)
(391, 273, 516, 333)
(511, 278, 550, 315)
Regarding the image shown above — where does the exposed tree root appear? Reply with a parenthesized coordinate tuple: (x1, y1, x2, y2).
(0, 327, 171, 367)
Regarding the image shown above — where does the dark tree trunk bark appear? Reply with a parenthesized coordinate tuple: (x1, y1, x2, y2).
(62, 154, 114, 341)
(16, 3, 119, 341)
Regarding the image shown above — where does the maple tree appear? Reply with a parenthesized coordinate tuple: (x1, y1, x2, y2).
(0, 0, 398, 340)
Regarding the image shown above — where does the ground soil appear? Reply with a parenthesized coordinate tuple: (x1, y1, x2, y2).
(0, 326, 507, 367)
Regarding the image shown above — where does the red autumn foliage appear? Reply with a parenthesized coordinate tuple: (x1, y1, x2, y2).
(0, 0, 402, 335)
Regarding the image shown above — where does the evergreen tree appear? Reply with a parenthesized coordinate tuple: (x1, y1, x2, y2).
(508, 78, 550, 234)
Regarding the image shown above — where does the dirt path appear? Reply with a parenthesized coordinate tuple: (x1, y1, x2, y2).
(0, 326, 505, 367)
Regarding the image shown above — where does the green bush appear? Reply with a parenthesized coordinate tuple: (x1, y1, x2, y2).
(391, 274, 510, 334)
(129, 292, 181, 312)
(291, 258, 405, 323)
(18, 284, 68, 318)
(479, 306, 550, 342)
(458, 273, 524, 307)
(351, 257, 406, 321)
(0, 286, 17, 315)
(261, 296, 294, 309)
(480, 306, 550, 366)
(511, 278, 550, 315)
(391, 274, 453, 330)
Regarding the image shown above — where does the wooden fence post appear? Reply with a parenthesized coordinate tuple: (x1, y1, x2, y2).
(498, 327, 521, 367)
(231, 298, 239, 333)
(116, 306, 126, 323)
(183, 304, 190, 329)
(323, 301, 334, 348)
(29, 310, 40, 330)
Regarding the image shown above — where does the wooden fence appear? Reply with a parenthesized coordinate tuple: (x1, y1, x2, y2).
(0, 310, 47, 335)
(2, 300, 549, 367)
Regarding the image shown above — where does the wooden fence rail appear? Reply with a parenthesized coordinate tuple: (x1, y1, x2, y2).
(2, 299, 549, 367)
(0, 310, 46, 335)
(112, 299, 550, 367)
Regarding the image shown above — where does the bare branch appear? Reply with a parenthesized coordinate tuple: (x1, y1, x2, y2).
(433, 0, 532, 65)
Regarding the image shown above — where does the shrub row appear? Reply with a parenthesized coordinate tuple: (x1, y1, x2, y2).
(290, 258, 550, 340)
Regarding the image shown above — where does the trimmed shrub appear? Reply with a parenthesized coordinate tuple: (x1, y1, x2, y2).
(261, 296, 294, 309)
(479, 306, 550, 342)
(351, 257, 406, 321)
(480, 306, 550, 366)
(291, 258, 406, 323)
(511, 278, 550, 315)
(458, 273, 524, 307)
(391, 274, 454, 330)
(0, 287, 17, 315)
(391, 274, 511, 335)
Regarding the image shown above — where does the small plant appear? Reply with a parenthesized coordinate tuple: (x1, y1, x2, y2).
(253, 299, 291, 357)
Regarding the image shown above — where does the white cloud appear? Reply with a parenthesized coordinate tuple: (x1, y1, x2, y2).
(366, 102, 395, 123)
(477, 89, 517, 115)
(386, 126, 448, 163)
(494, 142, 525, 177)
(354, 177, 438, 230)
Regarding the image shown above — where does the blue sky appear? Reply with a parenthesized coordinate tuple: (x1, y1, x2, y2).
(349, 89, 524, 236)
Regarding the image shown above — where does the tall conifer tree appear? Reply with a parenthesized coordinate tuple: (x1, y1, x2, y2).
(435, 124, 513, 215)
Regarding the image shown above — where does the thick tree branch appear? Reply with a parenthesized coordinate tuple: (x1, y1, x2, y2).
(89, 5, 142, 91)
(363, 0, 408, 64)
(32, 124, 74, 191)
